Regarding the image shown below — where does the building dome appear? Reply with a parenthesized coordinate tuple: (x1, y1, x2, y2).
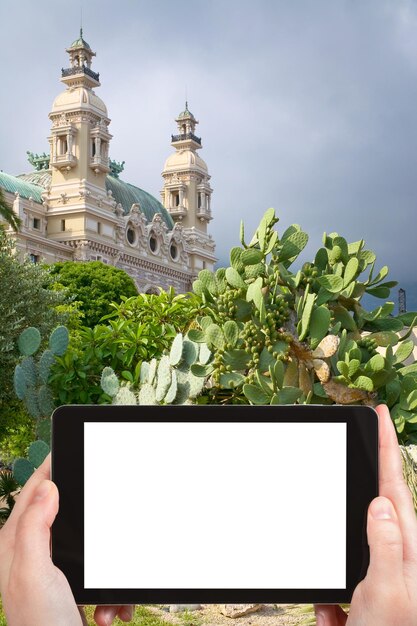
(177, 101, 195, 120)
(163, 150, 208, 174)
(70, 35, 91, 50)
(51, 88, 108, 116)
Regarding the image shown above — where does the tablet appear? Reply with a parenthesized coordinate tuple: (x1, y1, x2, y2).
(51, 404, 378, 605)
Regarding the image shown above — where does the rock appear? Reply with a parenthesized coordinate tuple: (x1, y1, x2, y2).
(219, 604, 263, 618)
(170, 605, 201, 613)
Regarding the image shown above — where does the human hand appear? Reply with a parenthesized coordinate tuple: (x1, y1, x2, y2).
(0, 454, 134, 626)
(314, 403, 417, 625)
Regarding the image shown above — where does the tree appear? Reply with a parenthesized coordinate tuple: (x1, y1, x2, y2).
(49, 261, 138, 327)
(0, 228, 66, 413)
(0, 188, 21, 231)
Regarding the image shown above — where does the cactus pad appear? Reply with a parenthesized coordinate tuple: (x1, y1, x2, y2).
(28, 440, 50, 468)
(49, 326, 69, 356)
(13, 458, 35, 486)
(101, 367, 120, 397)
(18, 327, 41, 356)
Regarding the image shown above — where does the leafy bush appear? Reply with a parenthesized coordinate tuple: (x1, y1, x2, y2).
(49, 261, 138, 327)
(0, 229, 67, 412)
(0, 400, 35, 465)
(49, 289, 200, 405)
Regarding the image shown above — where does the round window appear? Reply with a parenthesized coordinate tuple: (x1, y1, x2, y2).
(170, 243, 179, 260)
(149, 235, 158, 253)
(126, 227, 136, 245)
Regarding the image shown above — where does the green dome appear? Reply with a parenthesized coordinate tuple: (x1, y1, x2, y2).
(70, 29, 91, 50)
(178, 101, 195, 120)
(10, 169, 174, 229)
(105, 176, 173, 228)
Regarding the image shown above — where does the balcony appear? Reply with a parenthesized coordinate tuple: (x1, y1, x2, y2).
(61, 66, 100, 82)
(169, 205, 187, 220)
(51, 153, 77, 170)
(196, 206, 213, 222)
(171, 132, 201, 146)
(90, 155, 110, 174)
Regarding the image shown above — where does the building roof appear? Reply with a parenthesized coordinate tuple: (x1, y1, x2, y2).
(70, 29, 91, 50)
(0, 171, 44, 203)
(0, 169, 174, 228)
(177, 101, 195, 120)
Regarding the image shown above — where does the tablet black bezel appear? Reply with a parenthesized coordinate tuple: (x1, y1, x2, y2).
(51, 404, 378, 605)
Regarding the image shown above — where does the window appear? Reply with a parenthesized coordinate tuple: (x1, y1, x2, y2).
(97, 222, 102, 235)
(58, 136, 68, 156)
(29, 254, 39, 264)
(61, 219, 66, 231)
(92, 140, 96, 157)
(170, 243, 178, 261)
(175, 193, 180, 207)
(149, 235, 158, 253)
(198, 194, 202, 209)
(126, 227, 136, 245)
(33, 218, 41, 230)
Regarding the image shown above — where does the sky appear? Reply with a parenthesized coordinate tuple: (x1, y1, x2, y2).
(0, 0, 416, 309)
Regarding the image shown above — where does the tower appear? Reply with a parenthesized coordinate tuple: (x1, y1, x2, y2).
(161, 103, 216, 273)
(44, 30, 117, 253)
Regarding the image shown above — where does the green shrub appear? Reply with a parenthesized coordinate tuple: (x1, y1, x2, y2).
(49, 261, 138, 327)
(0, 229, 67, 411)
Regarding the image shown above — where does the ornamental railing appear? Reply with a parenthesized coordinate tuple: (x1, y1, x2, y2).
(61, 66, 100, 82)
(171, 132, 201, 145)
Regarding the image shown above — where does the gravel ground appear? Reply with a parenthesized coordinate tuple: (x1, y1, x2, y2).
(148, 604, 316, 626)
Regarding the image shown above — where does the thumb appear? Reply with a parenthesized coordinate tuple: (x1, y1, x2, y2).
(13, 479, 59, 572)
(365, 496, 404, 589)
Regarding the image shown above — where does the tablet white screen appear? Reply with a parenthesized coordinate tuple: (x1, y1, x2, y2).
(84, 421, 346, 589)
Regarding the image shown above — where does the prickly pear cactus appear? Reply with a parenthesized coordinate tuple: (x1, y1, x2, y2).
(12, 325, 69, 484)
(188, 208, 417, 442)
(100, 332, 209, 406)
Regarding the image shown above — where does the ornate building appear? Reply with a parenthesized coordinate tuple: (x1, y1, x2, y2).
(0, 32, 216, 293)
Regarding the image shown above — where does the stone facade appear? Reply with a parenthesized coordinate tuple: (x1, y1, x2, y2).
(0, 31, 216, 293)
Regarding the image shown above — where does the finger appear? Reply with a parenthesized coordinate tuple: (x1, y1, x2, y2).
(3, 454, 51, 538)
(314, 604, 347, 625)
(94, 605, 134, 626)
(118, 605, 135, 622)
(12, 479, 59, 575)
(366, 496, 404, 589)
(94, 606, 119, 626)
(376, 405, 417, 574)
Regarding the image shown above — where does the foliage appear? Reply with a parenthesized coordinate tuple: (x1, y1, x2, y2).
(100, 210, 417, 447)
(49, 260, 138, 327)
(49, 289, 200, 405)
(0, 188, 21, 231)
(0, 469, 19, 523)
(0, 400, 35, 464)
(101, 332, 206, 406)
(0, 229, 67, 411)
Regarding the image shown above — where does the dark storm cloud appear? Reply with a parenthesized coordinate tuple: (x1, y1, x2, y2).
(0, 0, 416, 292)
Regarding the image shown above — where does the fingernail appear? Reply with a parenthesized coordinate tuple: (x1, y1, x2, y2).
(370, 497, 395, 520)
(33, 480, 52, 501)
(102, 608, 117, 625)
(315, 612, 325, 626)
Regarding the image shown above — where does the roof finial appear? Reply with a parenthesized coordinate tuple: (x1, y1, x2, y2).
(80, 1, 83, 38)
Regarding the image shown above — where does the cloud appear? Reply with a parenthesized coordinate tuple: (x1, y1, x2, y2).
(0, 0, 416, 292)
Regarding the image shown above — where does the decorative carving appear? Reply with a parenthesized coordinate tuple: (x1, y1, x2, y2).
(74, 240, 89, 261)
